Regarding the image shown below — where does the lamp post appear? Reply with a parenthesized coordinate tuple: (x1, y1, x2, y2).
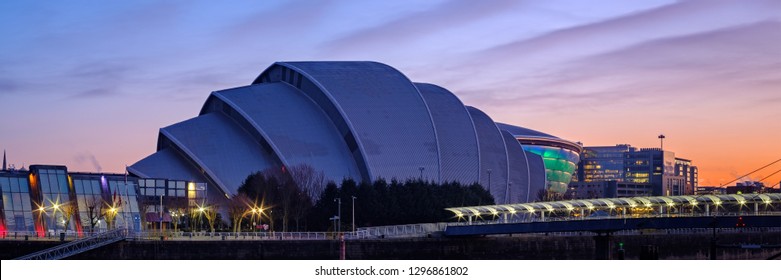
(197, 206, 205, 232)
(487, 169, 492, 188)
(351, 196, 357, 234)
(52, 203, 60, 236)
(159, 194, 163, 234)
(88, 205, 95, 234)
(334, 198, 341, 233)
(658, 134, 666, 150)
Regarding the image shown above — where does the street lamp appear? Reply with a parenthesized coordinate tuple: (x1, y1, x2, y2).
(334, 198, 342, 233)
(487, 169, 492, 188)
(52, 203, 61, 235)
(351, 196, 357, 234)
(197, 206, 205, 231)
(658, 134, 666, 150)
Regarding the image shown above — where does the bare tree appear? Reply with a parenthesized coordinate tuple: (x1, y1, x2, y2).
(60, 202, 77, 233)
(103, 202, 119, 229)
(228, 193, 251, 233)
(203, 203, 219, 233)
(168, 198, 188, 233)
(288, 164, 325, 231)
(85, 197, 104, 233)
(290, 164, 326, 202)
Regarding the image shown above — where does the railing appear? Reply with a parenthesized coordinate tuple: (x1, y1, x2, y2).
(453, 211, 781, 226)
(13, 228, 128, 260)
(359, 223, 448, 238)
(0, 230, 96, 241)
(127, 230, 370, 241)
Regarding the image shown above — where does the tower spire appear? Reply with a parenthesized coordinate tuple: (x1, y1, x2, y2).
(2, 150, 6, 171)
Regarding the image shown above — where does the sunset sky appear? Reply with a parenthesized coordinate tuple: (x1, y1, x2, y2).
(1, 0, 779, 187)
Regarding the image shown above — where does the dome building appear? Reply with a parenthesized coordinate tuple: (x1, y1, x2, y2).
(129, 62, 580, 204)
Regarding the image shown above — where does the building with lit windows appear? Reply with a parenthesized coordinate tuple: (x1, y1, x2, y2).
(0, 164, 205, 237)
(496, 123, 582, 194)
(2, 61, 583, 236)
(129, 61, 581, 204)
(571, 145, 698, 197)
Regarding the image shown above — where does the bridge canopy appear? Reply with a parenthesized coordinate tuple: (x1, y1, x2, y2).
(445, 193, 781, 218)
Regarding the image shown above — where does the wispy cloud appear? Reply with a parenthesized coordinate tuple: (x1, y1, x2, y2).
(323, 0, 521, 54)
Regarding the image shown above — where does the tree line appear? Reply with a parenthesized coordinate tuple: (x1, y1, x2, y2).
(233, 165, 495, 232)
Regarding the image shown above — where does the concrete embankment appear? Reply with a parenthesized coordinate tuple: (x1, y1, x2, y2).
(1, 230, 778, 260)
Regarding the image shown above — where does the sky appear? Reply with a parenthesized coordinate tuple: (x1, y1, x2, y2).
(1, 0, 780, 187)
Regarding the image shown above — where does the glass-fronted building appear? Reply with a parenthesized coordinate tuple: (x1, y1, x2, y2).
(573, 145, 698, 196)
(0, 165, 205, 237)
(496, 123, 583, 194)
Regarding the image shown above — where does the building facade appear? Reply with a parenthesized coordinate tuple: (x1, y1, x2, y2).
(571, 145, 698, 197)
(496, 123, 582, 194)
(130, 61, 581, 204)
(0, 165, 205, 237)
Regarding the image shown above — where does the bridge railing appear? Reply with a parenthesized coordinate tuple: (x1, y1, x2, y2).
(126, 230, 370, 241)
(453, 211, 781, 226)
(359, 223, 448, 238)
(13, 227, 128, 260)
(0, 230, 118, 241)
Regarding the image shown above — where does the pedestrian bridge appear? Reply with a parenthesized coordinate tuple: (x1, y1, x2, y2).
(443, 193, 781, 236)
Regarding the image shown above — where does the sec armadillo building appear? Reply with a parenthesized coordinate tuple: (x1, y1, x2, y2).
(129, 62, 581, 204)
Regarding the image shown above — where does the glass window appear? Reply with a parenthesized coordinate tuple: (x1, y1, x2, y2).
(155, 188, 164, 196)
(92, 181, 101, 195)
(58, 175, 68, 194)
(75, 180, 84, 194)
(24, 212, 33, 231)
(48, 174, 58, 191)
(176, 181, 185, 189)
(10, 178, 19, 193)
(168, 189, 176, 197)
(19, 179, 29, 192)
(78, 199, 86, 212)
(138, 180, 145, 187)
(0, 177, 10, 193)
(177, 190, 185, 197)
(156, 180, 165, 187)
(3, 194, 12, 211)
(12, 193, 22, 210)
(40, 175, 50, 193)
(20, 195, 31, 211)
(130, 200, 139, 212)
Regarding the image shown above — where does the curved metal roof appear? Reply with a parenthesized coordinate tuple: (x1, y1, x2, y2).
(446, 193, 781, 217)
(129, 61, 567, 202)
(415, 83, 479, 184)
(501, 130, 531, 204)
(496, 122, 558, 139)
(206, 83, 362, 182)
(467, 106, 509, 203)
(255, 61, 440, 182)
(496, 122, 582, 153)
(127, 148, 209, 184)
(159, 113, 278, 195)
